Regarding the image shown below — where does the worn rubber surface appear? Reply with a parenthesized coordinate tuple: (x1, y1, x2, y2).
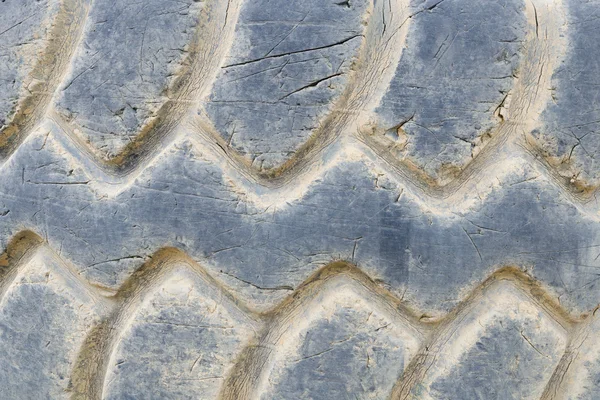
(0, 0, 599, 399)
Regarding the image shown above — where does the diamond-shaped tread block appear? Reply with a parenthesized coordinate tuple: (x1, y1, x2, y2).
(102, 264, 257, 399)
(0, 0, 62, 145)
(262, 291, 420, 399)
(0, 243, 105, 399)
(53, 0, 206, 159)
(396, 279, 568, 399)
(202, 0, 370, 171)
(370, 0, 527, 186)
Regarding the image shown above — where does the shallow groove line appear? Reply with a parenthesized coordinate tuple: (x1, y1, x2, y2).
(28, 121, 600, 222)
(0, 230, 107, 307)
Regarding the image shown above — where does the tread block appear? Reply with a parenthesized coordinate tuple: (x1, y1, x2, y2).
(203, 0, 369, 171)
(54, 0, 204, 159)
(371, 0, 526, 185)
(531, 0, 600, 190)
(0, 247, 104, 399)
(0, 0, 61, 131)
(403, 280, 567, 400)
(258, 277, 421, 399)
(103, 266, 256, 399)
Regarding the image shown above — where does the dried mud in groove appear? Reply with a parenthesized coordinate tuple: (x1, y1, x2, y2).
(2, 0, 600, 398)
(0, 231, 596, 399)
(0, 0, 90, 160)
(0, 0, 593, 210)
(359, 0, 567, 198)
(49, 0, 242, 175)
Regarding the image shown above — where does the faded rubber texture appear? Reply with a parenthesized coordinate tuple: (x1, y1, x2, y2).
(1, 0, 600, 399)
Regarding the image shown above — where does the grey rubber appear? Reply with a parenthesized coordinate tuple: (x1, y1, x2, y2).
(0, 0, 598, 399)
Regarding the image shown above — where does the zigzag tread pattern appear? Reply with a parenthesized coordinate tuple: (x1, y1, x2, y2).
(0, 230, 597, 399)
(0, 0, 597, 205)
(3, 0, 600, 398)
